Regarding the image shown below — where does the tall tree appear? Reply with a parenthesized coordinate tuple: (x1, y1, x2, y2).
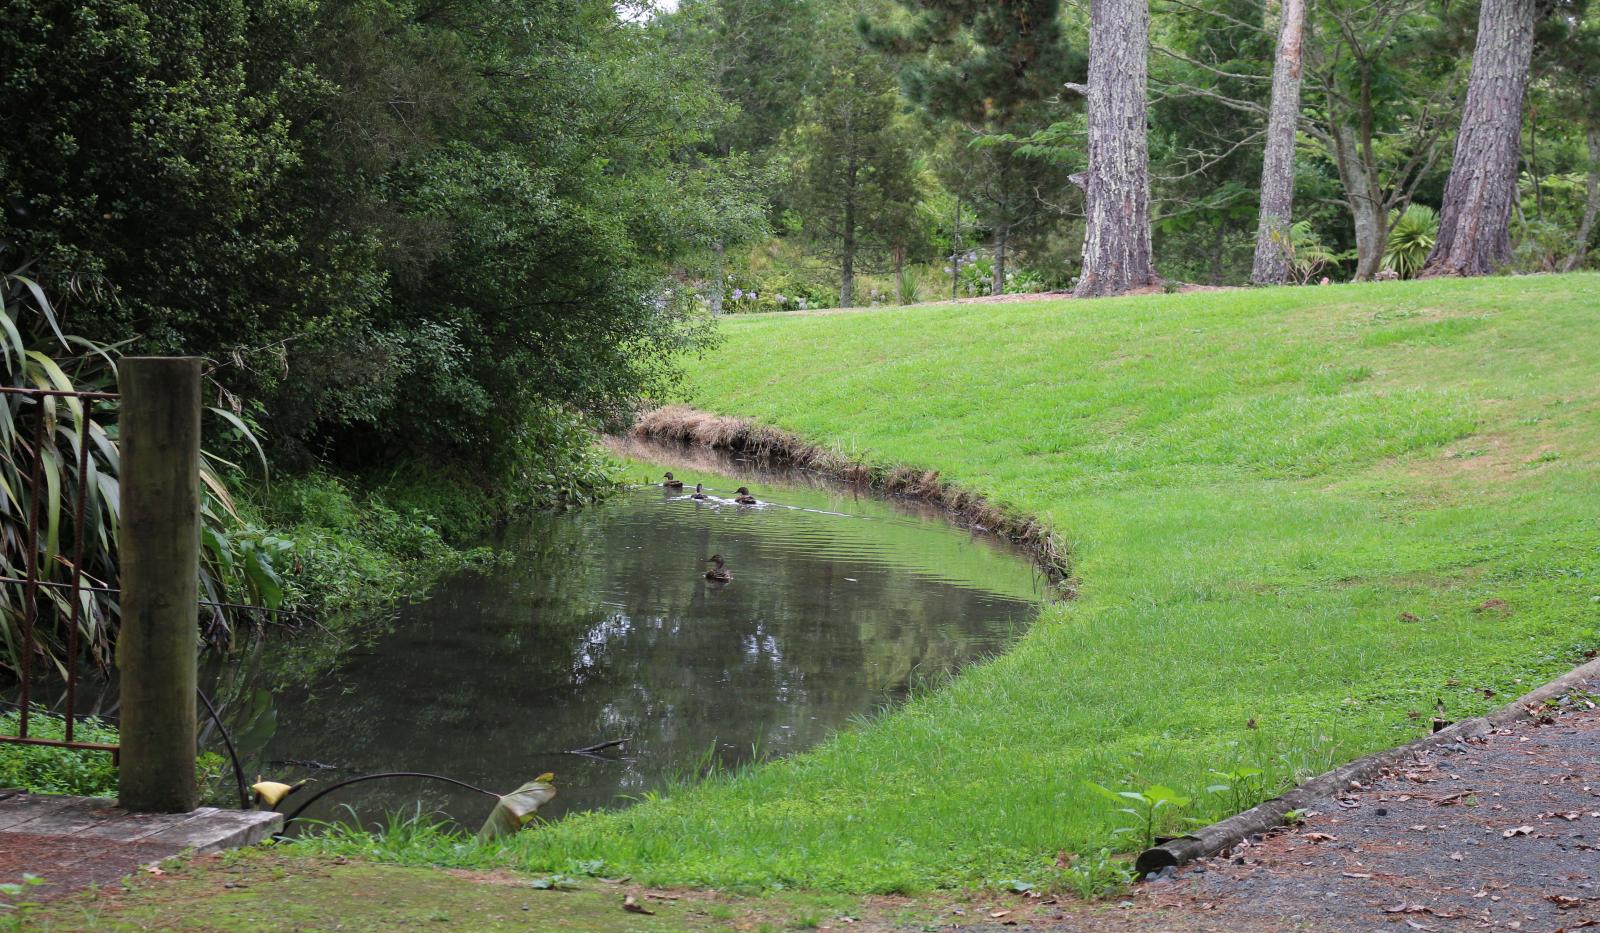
(785, 65, 919, 305)
(864, 0, 1077, 290)
(1250, 0, 1308, 285)
(1420, 0, 1538, 277)
(1551, 19, 1600, 271)
(1155, 0, 1465, 280)
(1072, 0, 1159, 296)
(1529, 1, 1598, 271)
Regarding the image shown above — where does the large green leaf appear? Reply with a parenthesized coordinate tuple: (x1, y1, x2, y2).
(477, 774, 557, 840)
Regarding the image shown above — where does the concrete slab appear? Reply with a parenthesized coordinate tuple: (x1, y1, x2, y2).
(0, 791, 282, 900)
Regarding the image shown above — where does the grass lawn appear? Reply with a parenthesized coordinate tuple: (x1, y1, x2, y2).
(472, 275, 1600, 892)
(70, 275, 1587, 911)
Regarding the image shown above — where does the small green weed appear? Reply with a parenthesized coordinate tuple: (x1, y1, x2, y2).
(1088, 783, 1194, 850)
(1052, 849, 1135, 900)
(0, 873, 46, 933)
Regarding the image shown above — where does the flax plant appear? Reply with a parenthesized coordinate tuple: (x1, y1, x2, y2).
(0, 265, 284, 682)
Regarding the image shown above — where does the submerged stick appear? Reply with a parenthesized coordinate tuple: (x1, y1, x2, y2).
(565, 738, 628, 756)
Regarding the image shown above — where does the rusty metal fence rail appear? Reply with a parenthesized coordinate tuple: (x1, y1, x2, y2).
(0, 384, 121, 761)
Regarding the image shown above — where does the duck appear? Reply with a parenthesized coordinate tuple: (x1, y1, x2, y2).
(690, 483, 710, 500)
(733, 486, 758, 505)
(703, 554, 732, 582)
(661, 472, 684, 489)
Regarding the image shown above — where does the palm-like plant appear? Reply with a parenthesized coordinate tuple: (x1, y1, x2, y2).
(1382, 204, 1439, 279)
(0, 263, 284, 682)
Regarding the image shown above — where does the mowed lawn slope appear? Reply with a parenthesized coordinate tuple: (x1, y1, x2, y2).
(507, 275, 1600, 891)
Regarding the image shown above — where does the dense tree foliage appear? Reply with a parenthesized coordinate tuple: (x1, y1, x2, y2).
(3, 0, 1599, 483)
(1, 0, 731, 472)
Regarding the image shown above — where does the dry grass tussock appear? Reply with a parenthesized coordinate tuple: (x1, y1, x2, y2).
(632, 405, 1072, 590)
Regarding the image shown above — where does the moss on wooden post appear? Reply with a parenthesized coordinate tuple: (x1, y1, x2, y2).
(117, 357, 202, 813)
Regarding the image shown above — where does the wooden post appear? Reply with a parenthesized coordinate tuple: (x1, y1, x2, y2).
(117, 357, 202, 813)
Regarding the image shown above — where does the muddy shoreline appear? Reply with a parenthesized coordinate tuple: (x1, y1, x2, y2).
(629, 405, 1075, 593)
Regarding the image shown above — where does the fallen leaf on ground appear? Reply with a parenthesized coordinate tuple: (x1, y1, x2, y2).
(989, 910, 1011, 919)
(1548, 894, 1583, 909)
(1302, 832, 1336, 842)
(1342, 872, 1373, 879)
(622, 895, 654, 915)
(1503, 826, 1535, 837)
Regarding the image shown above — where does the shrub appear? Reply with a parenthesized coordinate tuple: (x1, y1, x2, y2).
(1382, 204, 1439, 279)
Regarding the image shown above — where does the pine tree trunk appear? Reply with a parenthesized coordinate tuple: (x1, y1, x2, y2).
(1074, 0, 1160, 298)
(992, 227, 1008, 296)
(1209, 223, 1226, 285)
(951, 198, 962, 299)
(1564, 128, 1600, 273)
(841, 235, 855, 307)
(1250, 0, 1306, 286)
(708, 240, 725, 315)
(895, 242, 907, 303)
(842, 164, 857, 306)
(1420, 0, 1536, 278)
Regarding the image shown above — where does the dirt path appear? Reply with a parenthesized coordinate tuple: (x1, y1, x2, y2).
(951, 690, 1600, 933)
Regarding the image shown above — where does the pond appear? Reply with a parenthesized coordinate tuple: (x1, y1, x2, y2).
(231, 440, 1045, 829)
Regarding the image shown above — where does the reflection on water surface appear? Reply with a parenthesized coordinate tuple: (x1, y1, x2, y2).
(243, 442, 1043, 826)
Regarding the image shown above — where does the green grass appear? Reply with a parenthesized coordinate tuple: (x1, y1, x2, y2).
(355, 276, 1600, 892)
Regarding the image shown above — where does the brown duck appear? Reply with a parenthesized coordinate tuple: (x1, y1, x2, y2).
(690, 483, 710, 500)
(703, 554, 732, 582)
(661, 472, 684, 489)
(734, 486, 758, 505)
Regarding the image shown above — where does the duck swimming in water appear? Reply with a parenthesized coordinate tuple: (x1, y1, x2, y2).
(734, 486, 758, 505)
(703, 554, 732, 582)
(690, 483, 709, 500)
(661, 472, 684, 489)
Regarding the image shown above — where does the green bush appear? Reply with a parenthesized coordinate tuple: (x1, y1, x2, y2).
(0, 710, 229, 801)
(0, 710, 117, 796)
(243, 407, 617, 621)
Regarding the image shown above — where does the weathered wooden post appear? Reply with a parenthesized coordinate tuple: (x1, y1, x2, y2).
(117, 357, 202, 813)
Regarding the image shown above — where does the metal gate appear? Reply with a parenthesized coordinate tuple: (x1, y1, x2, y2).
(0, 384, 121, 762)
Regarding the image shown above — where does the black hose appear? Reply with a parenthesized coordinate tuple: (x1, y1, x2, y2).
(278, 771, 499, 830)
(197, 686, 250, 811)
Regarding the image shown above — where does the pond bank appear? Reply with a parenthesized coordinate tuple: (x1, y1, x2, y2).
(630, 406, 1073, 590)
(467, 276, 1600, 892)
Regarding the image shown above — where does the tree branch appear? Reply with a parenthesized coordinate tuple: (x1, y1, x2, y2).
(1152, 44, 1271, 84)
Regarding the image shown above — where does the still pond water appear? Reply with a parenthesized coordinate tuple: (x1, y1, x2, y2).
(239, 441, 1043, 827)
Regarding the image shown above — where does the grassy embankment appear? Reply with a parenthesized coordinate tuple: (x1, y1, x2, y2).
(29, 274, 1600, 927)
(478, 274, 1599, 891)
